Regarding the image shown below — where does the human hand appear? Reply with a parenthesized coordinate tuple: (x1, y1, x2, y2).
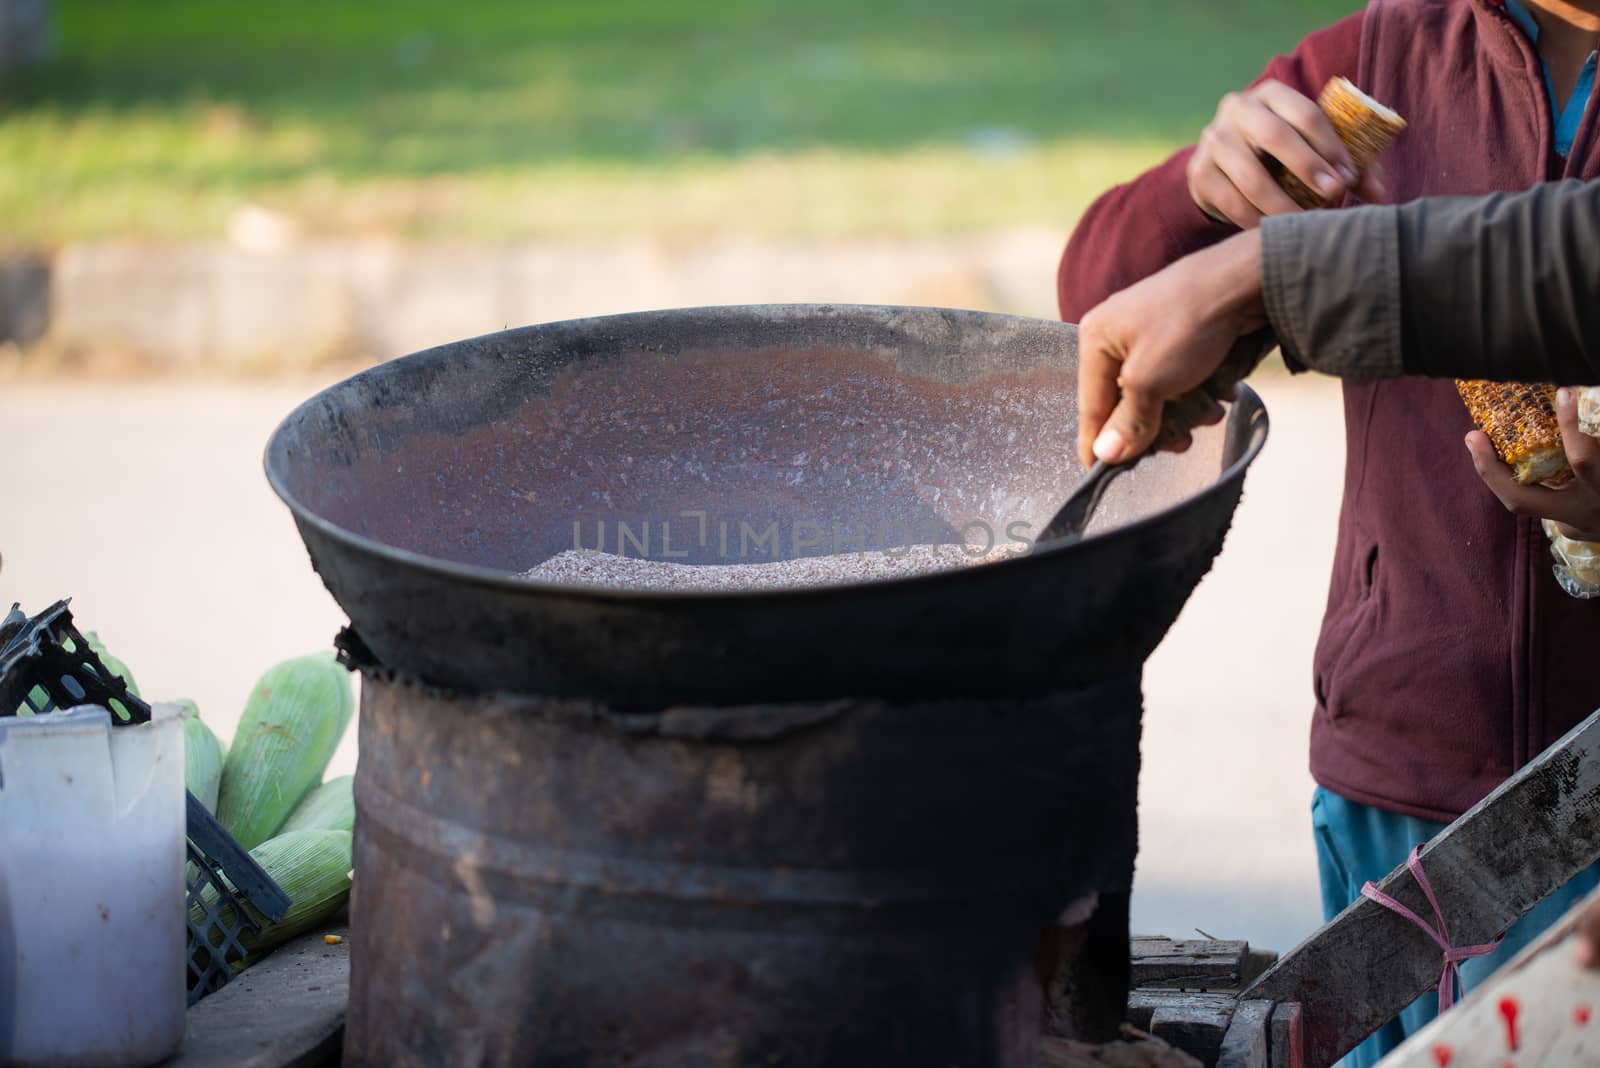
(1188, 80, 1386, 229)
(1466, 388, 1600, 541)
(1077, 230, 1270, 468)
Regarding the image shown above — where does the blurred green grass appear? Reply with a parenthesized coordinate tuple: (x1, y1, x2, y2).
(1, 0, 1359, 243)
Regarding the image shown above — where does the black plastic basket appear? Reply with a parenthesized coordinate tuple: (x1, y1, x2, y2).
(0, 600, 292, 1004)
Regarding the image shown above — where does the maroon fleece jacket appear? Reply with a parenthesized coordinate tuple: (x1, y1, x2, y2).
(1059, 0, 1600, 822)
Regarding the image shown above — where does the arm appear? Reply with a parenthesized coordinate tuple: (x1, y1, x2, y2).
(1076, 180, 1600, 538)
(1057, 12, 1365, 323)
(1265, 179, 1600, 384)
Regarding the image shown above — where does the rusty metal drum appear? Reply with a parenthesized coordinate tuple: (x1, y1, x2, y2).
(346, 670, 1143, 1067)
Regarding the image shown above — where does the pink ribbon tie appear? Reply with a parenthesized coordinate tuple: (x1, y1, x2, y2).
(1360, 845, 1503, 1013)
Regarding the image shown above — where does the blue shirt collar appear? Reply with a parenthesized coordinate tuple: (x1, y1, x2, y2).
(1503, 0, 1543, 41)
(1501, 0, 1597, 157)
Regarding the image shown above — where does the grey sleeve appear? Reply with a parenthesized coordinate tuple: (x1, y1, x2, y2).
(1260, 179, 1600, 384)
(1260, 203, 1404, 378)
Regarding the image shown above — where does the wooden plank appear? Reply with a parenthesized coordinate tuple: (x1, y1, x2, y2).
(1269, 1002, 1303, 1068)
(168, 923, 348, 1068)
(1128, 990, 1236, 1033)
(1378, 886, 1600, 1066)
(1216, 999, 1272, 1068)
(1131, 937, 1250, 990)
(1241, 949, 1279, 987)
(1243, 707, 1600, 1068)
(1149, 993, 1235, 1065)
(1127, 989, 1162, 1032)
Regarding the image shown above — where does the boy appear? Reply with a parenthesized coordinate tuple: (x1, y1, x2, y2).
(1057, 2, 1600, 1063)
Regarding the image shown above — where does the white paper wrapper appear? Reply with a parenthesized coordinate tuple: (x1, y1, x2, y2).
(1579, 385, 1600, 438)
(1545, 518, 1600, 599)
(1542, 387, 1600, 598)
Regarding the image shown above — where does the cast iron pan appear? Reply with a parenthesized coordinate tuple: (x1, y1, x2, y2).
(265, 304, 1268, 705)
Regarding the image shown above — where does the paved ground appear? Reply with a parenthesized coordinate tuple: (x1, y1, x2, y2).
(0, 369, 1344, 957)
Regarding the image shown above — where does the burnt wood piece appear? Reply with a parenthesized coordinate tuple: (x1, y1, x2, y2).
(1038, 895, 1097, 1040)
(1240, 949, 1278, 988)
(1046, 893, 1133, 1042)
(1269, 1003, 1304, 1068)
(1130, 936, 1250, 990)
(1040, 1033, 1204, 1067)
(1244, 707, 1600, 1068)
(1215, 1000, 1272, 1068)
(1148, 994, 1235, 1065)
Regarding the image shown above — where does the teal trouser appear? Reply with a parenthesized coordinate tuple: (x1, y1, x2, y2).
(1312, 786, 1600, 1068)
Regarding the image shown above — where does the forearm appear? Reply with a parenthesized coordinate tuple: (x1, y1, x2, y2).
(1262, 180, 1600, 383)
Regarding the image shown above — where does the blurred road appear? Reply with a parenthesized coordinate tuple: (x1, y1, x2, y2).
(0, 369, 1343, 956)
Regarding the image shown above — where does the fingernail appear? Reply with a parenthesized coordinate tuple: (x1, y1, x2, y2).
(1558, 387, 1574, 407)
(1093, 427, 1126, 463)
(1317, 171, 1343, 196)
(1338, 165, 1358, 184)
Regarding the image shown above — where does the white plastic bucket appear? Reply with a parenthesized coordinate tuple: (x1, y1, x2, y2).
(0, 703, 186, 1067)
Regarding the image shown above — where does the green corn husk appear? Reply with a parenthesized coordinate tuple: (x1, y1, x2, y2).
(190, 829, 353, 963)
(177, 699, 226, 813)
(279, 775, 354, 835)
(216, 652, 354, 850)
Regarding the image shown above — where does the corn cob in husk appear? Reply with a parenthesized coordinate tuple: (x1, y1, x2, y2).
(216, 652, 354, 851)
(178, 698, 227, 814)
(1456, 379, 1572, 485)
(1269, 77, 1407, 210)
(279, 775, 354, 835)
(190, 828, 353, 962)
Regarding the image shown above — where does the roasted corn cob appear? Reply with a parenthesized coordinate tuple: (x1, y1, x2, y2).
(1270, 77, 1407, 209)
(1455, 379, 1571, 485)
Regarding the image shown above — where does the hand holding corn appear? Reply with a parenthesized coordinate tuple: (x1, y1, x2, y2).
(1466, 386, 1600, 543)
(1082, 78, 1406, 466)
(1188, 78, 1394, 228)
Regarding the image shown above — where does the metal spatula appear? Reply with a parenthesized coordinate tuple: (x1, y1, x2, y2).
(1032, 332, 1276, 551)
(1033, 456, 1143, 546)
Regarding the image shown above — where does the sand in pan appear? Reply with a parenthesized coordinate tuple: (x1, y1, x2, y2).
(521, 544, 1008, 592)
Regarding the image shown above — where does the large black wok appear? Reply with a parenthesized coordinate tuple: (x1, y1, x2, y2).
(266, 304, 1267, 705)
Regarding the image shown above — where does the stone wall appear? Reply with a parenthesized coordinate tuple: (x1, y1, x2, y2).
(4, 230, 1067, 371)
